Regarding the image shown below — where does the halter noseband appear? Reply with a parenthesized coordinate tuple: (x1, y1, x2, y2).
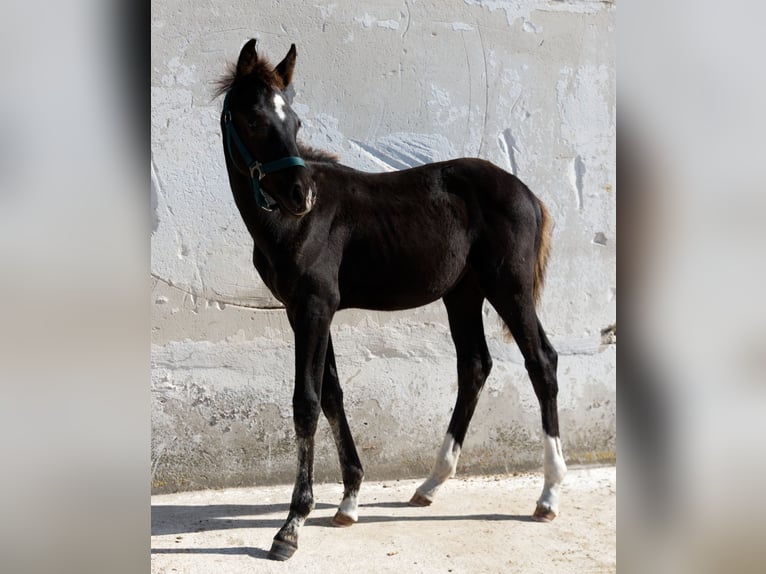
(223, 91, 306, 211)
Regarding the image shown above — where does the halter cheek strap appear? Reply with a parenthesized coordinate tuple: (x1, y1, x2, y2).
(223, 91, 306, 211)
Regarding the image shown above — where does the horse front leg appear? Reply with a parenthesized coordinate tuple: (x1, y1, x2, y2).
(268, 294, 337, 561)
(321, 334, 364, 526)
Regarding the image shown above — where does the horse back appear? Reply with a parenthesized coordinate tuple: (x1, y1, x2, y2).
(307, 159, 538, 310)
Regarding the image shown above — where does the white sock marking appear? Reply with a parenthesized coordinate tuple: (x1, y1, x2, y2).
(416, 433, 461, 500)
(338, 492, 359, 521)
(537, 434, 567, 514)
(273, 94, 287, 121)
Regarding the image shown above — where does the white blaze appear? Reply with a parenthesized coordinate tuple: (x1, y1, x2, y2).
(273, 94, 287, 121)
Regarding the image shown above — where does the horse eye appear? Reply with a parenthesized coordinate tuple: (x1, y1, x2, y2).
(248, 119, 270, 135)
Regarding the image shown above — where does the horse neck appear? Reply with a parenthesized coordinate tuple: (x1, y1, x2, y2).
(225, 163, 310, 256)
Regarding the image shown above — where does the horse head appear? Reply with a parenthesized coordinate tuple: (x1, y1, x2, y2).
(221, 39, 315, 216)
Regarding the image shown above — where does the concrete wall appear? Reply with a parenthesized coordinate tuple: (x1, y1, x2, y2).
(151, 0, 615, 493)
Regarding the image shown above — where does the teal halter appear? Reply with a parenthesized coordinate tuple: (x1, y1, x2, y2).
(222, 91, 306, 211)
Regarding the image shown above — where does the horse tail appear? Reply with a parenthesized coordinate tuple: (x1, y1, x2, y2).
(533, 197, 553, 307)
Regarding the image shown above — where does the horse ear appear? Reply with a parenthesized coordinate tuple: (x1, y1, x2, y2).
(274, 44, 297, 87)
(236, 38, 259, 78)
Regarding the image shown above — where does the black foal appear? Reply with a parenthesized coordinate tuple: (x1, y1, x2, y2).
(217, 40, 566, 560)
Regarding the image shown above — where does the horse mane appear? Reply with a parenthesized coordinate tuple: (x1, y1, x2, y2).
(215, 58, 340, 164)
(297, 142, 340, 164)
(213, 55, 285, 98)
(213, 62, 238, 98)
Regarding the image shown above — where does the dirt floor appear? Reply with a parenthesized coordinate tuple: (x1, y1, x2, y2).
(151, 465, 615, 573)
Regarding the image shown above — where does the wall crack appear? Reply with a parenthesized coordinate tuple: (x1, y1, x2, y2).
(151, 273, 285, 311)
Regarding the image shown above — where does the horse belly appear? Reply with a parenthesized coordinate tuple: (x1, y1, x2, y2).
(338, 241, 469, 311)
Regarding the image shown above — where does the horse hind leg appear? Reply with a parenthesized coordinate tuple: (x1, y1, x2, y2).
(486, 284, 567, 521)
(410, 275, 492, 506)
(531, 323, 567, 521)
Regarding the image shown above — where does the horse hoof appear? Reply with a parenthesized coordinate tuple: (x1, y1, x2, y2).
(332, 512, 356, 527)
(532, 504, 557, 522)
(268, 538, 298, 561)
(408, 492, 433, 507)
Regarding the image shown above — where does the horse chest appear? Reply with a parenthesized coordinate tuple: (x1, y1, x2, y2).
(251, 248, 285, 302)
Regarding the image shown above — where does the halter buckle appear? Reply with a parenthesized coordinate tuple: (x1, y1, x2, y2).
(249, 162, 265, 181)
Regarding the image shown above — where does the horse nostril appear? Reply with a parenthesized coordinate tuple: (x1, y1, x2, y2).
(291, 183, 304, 205)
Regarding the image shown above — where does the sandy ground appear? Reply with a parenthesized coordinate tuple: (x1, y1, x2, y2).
(151, 466, 615, 573)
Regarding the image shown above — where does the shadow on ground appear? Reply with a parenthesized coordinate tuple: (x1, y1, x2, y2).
(152, 500, 535, 540)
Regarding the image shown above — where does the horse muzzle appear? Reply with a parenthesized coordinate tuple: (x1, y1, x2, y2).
(283, 182, 316, 217)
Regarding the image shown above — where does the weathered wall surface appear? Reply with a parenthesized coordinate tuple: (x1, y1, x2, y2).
(151, 0, 615, 493)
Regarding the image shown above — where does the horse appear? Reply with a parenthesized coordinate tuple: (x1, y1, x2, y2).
(216, 39, 567, 561)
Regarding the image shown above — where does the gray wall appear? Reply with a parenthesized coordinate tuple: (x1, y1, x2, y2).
(151, 0, 615, 493)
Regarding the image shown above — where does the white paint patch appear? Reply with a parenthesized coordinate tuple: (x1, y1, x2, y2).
(273, 94, 287, 121)
(376, 19, 400, 30)
(161, 57, 197, 87)
(415, 433, 461, 501)
(556, 65, 612, 159)
(498, 128, 520, 175)
(462, 0, 531, 27)
(355, 13, 375, 28)
(354, 14, 400, 30)
(537, 434, 567, 515)
(522, 19, 539, 34)
(451, 22, 474, 31)
(316, 4, 337, 19)
(426, 84, 468, 126)
(349, 132, 457, 172)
